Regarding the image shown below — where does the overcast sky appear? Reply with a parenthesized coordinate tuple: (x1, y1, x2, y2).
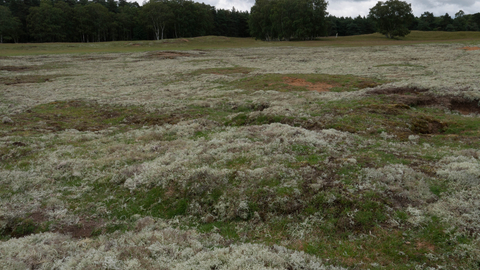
(136, 0, 480, 18)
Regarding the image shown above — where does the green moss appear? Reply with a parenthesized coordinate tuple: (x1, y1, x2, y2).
(224, 113, 290, 126)
(198, 221, 239, 240)
(0, 218, 50, 239)
(229, 73, 385, 93)
(0, 100, 191, 136)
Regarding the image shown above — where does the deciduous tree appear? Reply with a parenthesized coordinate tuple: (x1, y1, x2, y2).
(142, 0, 172, 40)
(249, 0, 328, 41)
(369, 0, 413, 38)
(0, 5, 22, 43)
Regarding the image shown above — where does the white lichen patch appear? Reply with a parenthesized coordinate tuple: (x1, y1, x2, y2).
(361, 164, 435, 204)
(2, 42, 480, 268)
(0, 221, 344, 270)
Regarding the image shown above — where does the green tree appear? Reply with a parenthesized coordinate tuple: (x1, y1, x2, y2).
(0, 6, 22, 43)
(27, 0, 65, 42)
(74, 4, 94, 42)
(439, 13, 453, 31)
(249, 0, 274, 40)
(142, 0, 173, 40)
(54, 1, 76, 41)
(85, 3, 111, 41)
(5, 0, 41, 42)
(369, 0, 413, 38)
(418, 11, 435, 31)
(117, 3, 140, 40)
(453, 10, 466, 31)
(249, 0, 327, 41)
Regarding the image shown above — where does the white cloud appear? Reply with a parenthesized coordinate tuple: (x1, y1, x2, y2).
(327, 0, 378, 17)
(130, 0, 480, 17)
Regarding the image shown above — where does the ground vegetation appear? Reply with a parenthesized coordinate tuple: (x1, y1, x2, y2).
(1, 36, 480, 269)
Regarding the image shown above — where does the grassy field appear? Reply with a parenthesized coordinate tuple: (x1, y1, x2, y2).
(1, 31, 480, 56)
(1, 33, 480, 269)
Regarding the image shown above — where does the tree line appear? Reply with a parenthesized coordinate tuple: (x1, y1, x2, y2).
(1, 0, 480, 43)
(248, 0, 328, 40)
(415, 11, 480, 32)
(0, 0, 249, 43)
(327, 10, 480, 37)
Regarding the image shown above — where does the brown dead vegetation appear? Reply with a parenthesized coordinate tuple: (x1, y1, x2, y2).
(368, 87, 480, 115)
(0, 75, 62, 85)
(145, 51, 193, 59)
(56, 219, 103, 238)
(72, 55, 117, 61)
(0, 65, 40, 72)
(27, 212, 103, 238)
(411, 116, 447, 134)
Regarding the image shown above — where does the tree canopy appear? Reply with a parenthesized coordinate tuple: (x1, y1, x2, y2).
(0, 0, 249, 42)
(369, 0, 413, 38)
(249, 0, 328, 41)
(1, 0, 480, 43)
(0, 5, 21, 43)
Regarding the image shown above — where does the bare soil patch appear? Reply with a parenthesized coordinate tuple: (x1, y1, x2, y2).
(459, 46, 480, 51)
(368, 87, 480, 115)
(28, 212, 103, 238)
(72, 55, 117, 61)
(282, 77, 336, 92)
(0, 75, 62, 85)
(411, 116, 447, 134)
(162, 38, 190, 44)
(145, 51, 193, 59)
(56, 219, 103, 238)
(0, 65, 39, 72)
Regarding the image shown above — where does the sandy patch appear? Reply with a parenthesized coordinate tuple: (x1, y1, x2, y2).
(459, 46, 480, 51)
(282, 77, 335, 92)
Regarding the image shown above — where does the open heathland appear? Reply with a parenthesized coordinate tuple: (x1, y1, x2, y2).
(1, 35, 480, 269)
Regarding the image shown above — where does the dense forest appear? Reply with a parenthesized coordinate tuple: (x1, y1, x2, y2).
(0, 0, 480, 43)
(248, 0, 328, 40)
(0, 0, 249, 43)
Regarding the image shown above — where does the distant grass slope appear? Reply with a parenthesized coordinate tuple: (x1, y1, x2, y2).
(1, 31, 480, 56)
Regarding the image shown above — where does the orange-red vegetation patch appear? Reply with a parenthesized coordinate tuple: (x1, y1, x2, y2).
(282, 77, 336, 92)
(459, 46, 480, 51)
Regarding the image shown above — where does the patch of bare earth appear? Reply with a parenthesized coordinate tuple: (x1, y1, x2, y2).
(56, 219, 103, 238)
(368, 87, 480, 115)
(459, 46, 480, 51)
(28, 212, 103, 238)
(0, 65, 40, 72)
(282, 77, 336, 92)
(145, 51, 193, 59)
(0, 75, 61, 85)
(72, 55, 117, 61)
